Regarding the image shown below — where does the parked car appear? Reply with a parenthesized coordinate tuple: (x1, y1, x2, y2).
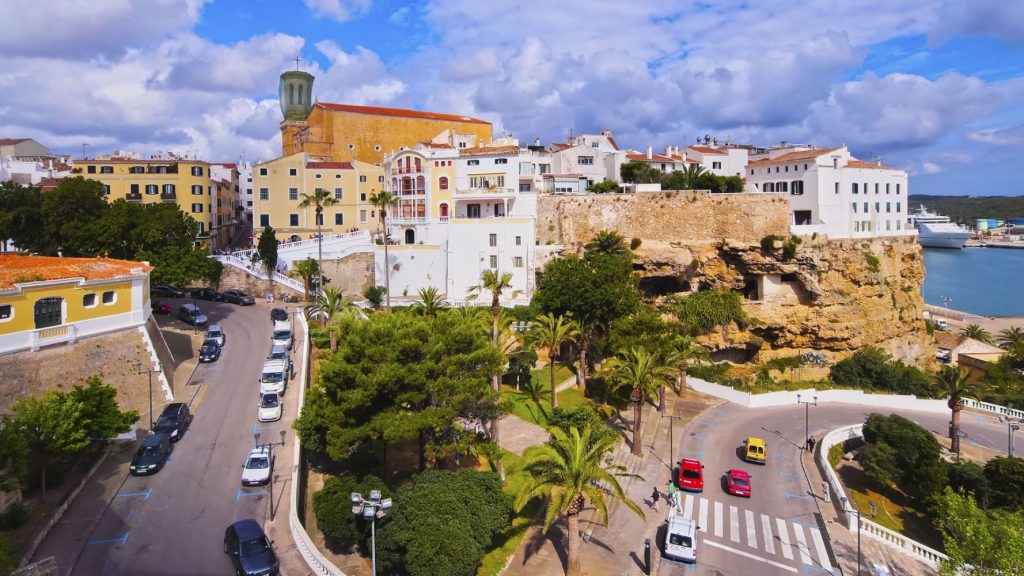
(152, 402, 192, 442)
(222, 290, 256, 306)
(198, 339, 221, 363)
(241, 445, 274, 486)
(206, 324, 226, 347)
(270, 308, 289, 323)
(177, 304, 208, 326)
(725, 469, 751, 498)
(152, 284, 185, 298)
(153, 300, 172, 314)
(259, 360, 288, 395)
(223, 519, 279, 576)
(267, 344, 293, 377)
(743, 437, 767, 464)
(663, 509, 699, 564)
(271, 321, 292, 351)
(258, 393, 282, 422)
(130, 434, 173, 476)
(678, 458, 704, 492)
(190, 287, 224, 301)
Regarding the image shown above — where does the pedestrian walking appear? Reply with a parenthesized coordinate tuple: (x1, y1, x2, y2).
(806, 436, 816, 452)
(650, 486, 660, 512)
(667, 480, 678, 508)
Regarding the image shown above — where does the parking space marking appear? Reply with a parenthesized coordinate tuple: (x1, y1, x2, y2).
(236, 489, 268, 501)
(702, 539, 797, 573)
(88, 531, 130, 546)
(116, 488, 153, 500)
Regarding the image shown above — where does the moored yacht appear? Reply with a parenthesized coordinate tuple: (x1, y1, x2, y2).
(908, 205, 972, 249)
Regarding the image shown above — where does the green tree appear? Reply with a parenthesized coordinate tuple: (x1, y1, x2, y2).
(947, 461, 989, 508)
(288, 257, 319, 302)
(70, 376, 139, 440)
(527, 313, 580, 410)
(533, 251, 640, 338)
(932, 487, 1024, 575)
(0, 181, 44, 253)
(506, 348, 537, 391)
(662, 289, 747, 334)
(859, 442, 899, 488)
(515, 425, 643, 576)
(600, 347, 673, 456)
(411, 286, 447, 318)
(584, 230, 628, 257)
(0, 417, 28, 491)
(586, 180, 621, 193)
(363, 285, 386, 309)
(937, 366, 973, 457)
(829, 347, 936, 397)
(983, 456, 1024, 510)
(312, 474, 389, 551)
(620, 161, 661, 184)
(961, 323, 993, 343)
(997, 326, 1024, 350)
(862, 413, 944, 494)
(665, 336, 709, 400)
(256, 226, 279, 290)
(39, 176, 108, 256)
(11, 391, 90, 498)
(297, 187, 340, 271)
(310, 285, 356, 351)
(368, 190, 399, 309)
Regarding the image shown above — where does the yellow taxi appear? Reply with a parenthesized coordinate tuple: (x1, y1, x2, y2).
(744, 437, 767, 464)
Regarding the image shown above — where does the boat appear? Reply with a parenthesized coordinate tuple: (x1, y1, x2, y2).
(908, 205, 972, 249)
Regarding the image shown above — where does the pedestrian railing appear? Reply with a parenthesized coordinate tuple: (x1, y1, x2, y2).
(962, 398, 1024, 421)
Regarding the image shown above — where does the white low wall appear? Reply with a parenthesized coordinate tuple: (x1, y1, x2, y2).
(687, 378, 948, 413)
(962, 398, 1024, 420)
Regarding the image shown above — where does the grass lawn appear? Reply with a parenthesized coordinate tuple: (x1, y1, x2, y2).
(503, 384, 590, 428)
(837, 462, 944, 550)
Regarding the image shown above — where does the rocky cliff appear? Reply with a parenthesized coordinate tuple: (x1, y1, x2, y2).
(539, 192, 932, 367)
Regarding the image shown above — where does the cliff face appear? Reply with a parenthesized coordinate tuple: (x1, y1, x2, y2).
(539, 192, 932, 367)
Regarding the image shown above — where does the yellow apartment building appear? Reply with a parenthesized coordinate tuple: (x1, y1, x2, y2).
(252, 153, 385, 242)
(0, 254, 151, 354)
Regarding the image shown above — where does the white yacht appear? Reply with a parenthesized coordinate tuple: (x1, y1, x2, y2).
(908, 205, 972, 249)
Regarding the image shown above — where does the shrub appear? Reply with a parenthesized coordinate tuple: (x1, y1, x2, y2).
(781, 236, 802, 261)
(760, 234, 784, 254)
(630, 237, 642, 250)
(864, 252, 881, 273)
(983, 456, 1024, 510)
(587, 180, 622, 194)
(859, 443, 899, 488)
(362, 285, 386, 309)
(948, 461, 989, 507)
(663, 290, 747, 333)
(863, 413, 945, 495)
(0, 502, 28, 531)
(830, 347, 936, 397)
(312, 474, 390, 551)
(548, 405, 618, 447)
(828, 443, 846, 469)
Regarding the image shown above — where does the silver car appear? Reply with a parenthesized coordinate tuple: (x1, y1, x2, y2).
(206, 324, 225, 347)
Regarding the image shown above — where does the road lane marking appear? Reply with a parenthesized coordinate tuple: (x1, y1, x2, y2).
(683, 494, 694, 518)
(729, 505, 739, 543)
(792, 523, 813, 565)
(745, 509, 757, 549)
(761, 514, 775, 555)
(115, 487, 153, 500)
(190, 382, 209, 414)
(698, 498, 709, 531)
(87, 531, 130, 546)
(702, 539, 797, 573)
(236, 489, 268, 501)
(810, 527, 832, 569)
(714, 502, 724, 538)
(776, 517, 794, 560)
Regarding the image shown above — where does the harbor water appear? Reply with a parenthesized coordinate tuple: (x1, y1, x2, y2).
(922, 246, 1024, 317)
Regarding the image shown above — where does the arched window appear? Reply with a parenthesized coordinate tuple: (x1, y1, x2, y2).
(34, 297, 63, 329)
(439, 203, 449, 220)
(415, 158, 422, 172)
(402, 177, 413, 194)
(392, 177, 398, 192)
(416, 176, 425, 194)
(439, 176, 449, 190)
(405, 229, 415, 244)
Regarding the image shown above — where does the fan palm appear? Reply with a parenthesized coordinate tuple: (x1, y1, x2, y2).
(960, 323, 993, 343)
(936, 365, 972, 457)
(297, 187, 340, 278)
(514, 425, 643, 576)
(601, 347, 674, 456)
(584, 230, 628, 257)
(368, 190, 399, 310)
(527, 313, 580, 410)
(287, 257, 319, 303)
(997, 326, 1024, 350)
(411, 286, 447, 317)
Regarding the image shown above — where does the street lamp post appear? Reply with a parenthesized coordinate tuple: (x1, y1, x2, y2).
(137, 362, 161, 431)
(797, 393, 817, 450)
(1009, 421, 1021, 457)
(351, 490, 392, 576)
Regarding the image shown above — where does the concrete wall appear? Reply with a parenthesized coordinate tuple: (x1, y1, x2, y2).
(216, 265, 303, 298)
(318, 252, 374, 297)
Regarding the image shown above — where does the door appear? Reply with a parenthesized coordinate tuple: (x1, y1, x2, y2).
(404, 229, 415, 244)
(467, 204, 481, 218)
(34, 297, 62, 329)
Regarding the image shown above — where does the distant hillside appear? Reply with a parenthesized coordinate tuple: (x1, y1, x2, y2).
(908, 194, 1024, 223)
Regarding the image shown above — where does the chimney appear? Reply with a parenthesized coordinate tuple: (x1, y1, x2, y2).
(876, 157, 883, 167)
(601, 130, 611, 137)
(665, 145, 673, 157)
(646, 146, 653, 160)
(534, 137, 541, 146)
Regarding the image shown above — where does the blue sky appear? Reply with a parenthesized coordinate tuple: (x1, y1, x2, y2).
(2, 0, 1023, 196)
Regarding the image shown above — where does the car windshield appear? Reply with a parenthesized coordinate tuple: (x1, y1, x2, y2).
(669, 534, 693, 548)
(261, 395, 279, 408)
(240, 536, 271, 557)
(682, 469, 701, 479)
(138, 445, 162, 457)
(189, 310, 201, 317)
(155, 415, 177, 427)
(208, 330, 222, 338)
(273, 330, 290, 340)
(732, 476, 749, 487)
(201, 343, 217, 352)
(262, 372, 283, 383)
(269, 352, 285, 360)
(247, 456, 270, 469)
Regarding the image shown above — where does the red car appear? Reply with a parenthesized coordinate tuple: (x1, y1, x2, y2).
(678, 458, 704, 492)
(726, 469, 751, 497)
(154, 300, 172, 315)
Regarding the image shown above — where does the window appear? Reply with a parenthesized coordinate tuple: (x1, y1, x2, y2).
(102, 184, 110, 196)
(359, 210, 367, 223)
(359, 175, 367, 182)
(197, 222, 205, 234)
(374, 145, 381, 152)
(130, 166, 144, 174)
(835, 182, 839, 194)
(260, 214, 269, 227)
(87, 165, 96, 174)
(360, 193, 366, 202)
(852, 183, 858, 194)
(790, 180, 804, 195)
(102, 291, 116, 305)
(289, 214, 299, 226)
(515, 236, 522, 246)
(886, 183, 890, 194)
(259, 188, 269, 200)
(259, 168, 268, 176)
(100, 166, 113, 173)
(513, 256, 524, 268)
(143, 184, 157, 195)
(334, 213, 344, 225)
(379, 176, 384, 182)
(495, 158, 508, 164)
(192, 184, 203, 195)
(804, 164, 808, 170)
(334, 188, 343, 200)
(863, 202, 868, 212)
(489, 255, 498, 268)
(886, 220, 891, 231)
(519, 183, 530, 192)
(162, 184, 175, 195)
(83, 293, 96, 307)
(439, 176, 449, 190)
(853, 202, 857, 213)
(247, 201, 252, 207)
(191, 203, 203, 213)
(468, 159, 480, 166)
(189, 166, 202, 176)
(289, 168, 297, 176)
(489, 234, 497, 247)
(348, 144, 355, 150)
(785, 166, 789, 172)
(497, 176, 505, 188)
(130, 184, 139, 195)
(896, 202, 901, 213)
(875, 202, 880, 212)
(33, 297, 62, 329)
(875, 183, 879, 194)
(578, 156, 594, 165)
(289, 187, 298, 201)
(315, 173, 322, 179)
(0, 304, 11, 321)
(886, 202, 891, 213)
(896, 184, 901, 195)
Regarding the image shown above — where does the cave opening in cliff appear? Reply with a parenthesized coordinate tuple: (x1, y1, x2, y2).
(638, 276, 691, 297)
(742, 277, 760, 300)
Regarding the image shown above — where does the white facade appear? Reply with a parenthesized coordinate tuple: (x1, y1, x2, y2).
(745, 146, 913, 239)
(239, 161, 254, 221)
(548, 132, 625, 189)
(1, 156, 71, 185)
(686, 145, 748, 177)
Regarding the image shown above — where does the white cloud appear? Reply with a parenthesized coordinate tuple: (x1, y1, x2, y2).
(922, 162, 943, 174)
(931, 0, 1024, 46)
(969, 125, 1024, 145)
(312, 41, 406, 105)
(302, 0, 371, 22)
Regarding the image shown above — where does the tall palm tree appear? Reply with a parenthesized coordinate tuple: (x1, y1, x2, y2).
(368, 190, 398, 310)
(937, 365, 972, 458)
(584, 230, 628, 257)
(528, 313, 580, 410)
(297, 187, 340, 281)
(411, 286, 447, 317)
(566, 318, 588, 391)
(601, 347, 674, 456)
(680, 163, 707, 189)
(960, 323, 993, 343)
(665, 336, 710, 404)
(310, 285, 354, 351)
(997, 326, 1024, 350)
(515, 425, 643, 576)
(288, 257, 319, 302)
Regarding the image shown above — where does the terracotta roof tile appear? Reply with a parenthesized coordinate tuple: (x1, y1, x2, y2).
(846, 159, 896, 171)
(317, 102, 490, 125)
(0, 138, 30, 146)
(688, 146, 727, 155)
(417, 141, 455, 149)
(626, 153, 679, 162)
(306, 161, 353, 170)
(460, 145, 520, 157)
(606, 135, 620, 150)
(746, 148, 841, 168)
(0, 255, 151, 290)
(212, 162, 238, 169)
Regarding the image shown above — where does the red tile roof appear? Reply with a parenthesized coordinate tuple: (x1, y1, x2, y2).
(846, 159, 896, 171)
(417, 141, 455, 149)
(460, 145, 520, 157)
(0, 138, 30, 146)
(75, 158, 209, 164)
(606, 135, 620, 150)
(317, 102, 490, 125)
(0, 255, 151, 290)
(687, 146, 727, 155)
(212, 162, 238, 169)
(626, 153, 678, 163)
(38, 177, 63, 192)
(746, 148, 841, 168)
(306, 161, 353, 170)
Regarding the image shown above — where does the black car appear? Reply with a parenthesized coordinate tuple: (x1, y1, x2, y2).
(191, 288, 224, 301)
(152, 284, 186, 298)
(198, 339, 221, 363)
(152, 402, 192, 442)
(224, 519, 279, 576)
(222, 290, 256, 306)
(270, 308, 289, 323)
(130, 434, 173, 476)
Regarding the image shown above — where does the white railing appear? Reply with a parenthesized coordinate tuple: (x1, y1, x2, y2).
(455, 187, 516, 195)
(392, 216, 428, 224)
(230, 230, 371, 261)
(213, 255, 307, 294)
(30, 323, 77, 351)
(289, 312, 347, 576)
(962, 398, 1024, 420)
(686, 378, 948, 413)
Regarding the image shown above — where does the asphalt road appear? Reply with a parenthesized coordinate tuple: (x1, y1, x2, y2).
(71, 298, 298, 576)
(657, 401, 1011, 576)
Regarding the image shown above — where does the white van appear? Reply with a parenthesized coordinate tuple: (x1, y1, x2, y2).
(663, 506, 699, 563)
(259, 359, 288, 395)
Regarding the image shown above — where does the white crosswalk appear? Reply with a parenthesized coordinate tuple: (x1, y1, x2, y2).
(678, 494, 834, 571)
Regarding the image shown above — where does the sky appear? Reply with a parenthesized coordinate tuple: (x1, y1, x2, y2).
(2, 0, 1023, 196)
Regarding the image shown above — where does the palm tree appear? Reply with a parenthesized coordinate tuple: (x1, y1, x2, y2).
(937, 365, 972, 457)
(528, 313, 580, 410)
(288, 257, 319, 302)
(960, 323, 993, 343)
(679, 163, 707, 189)
(310, 285, 355, 351)
(566, 318, 589, 391)
(297, 187, 340, 281)
(584, 230, 628, 257)
(368, 190, 399, 310)
(665, 336, 710, 405)
(601, 347, 674, 456)
(515, 425, 643, 576)
(997, 326, 1024, 350)
(411, 286, 447, 317)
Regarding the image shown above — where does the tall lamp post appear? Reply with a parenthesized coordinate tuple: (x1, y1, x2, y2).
(137, 362, 161, 431)
(797, 393, 817, 450)
(351, 490, 392, 576)
(1009, 421, 1021, 457)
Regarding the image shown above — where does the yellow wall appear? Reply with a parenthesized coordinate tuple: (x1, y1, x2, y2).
(0, 279, 135, 335)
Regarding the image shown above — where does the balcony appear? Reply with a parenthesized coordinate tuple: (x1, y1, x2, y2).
(398, 187, 426, 197)
(160, 193, 177, 202)
(393, 216, 429, 224)
(454, 187, 516, 198)
(126, 193, 142, 202)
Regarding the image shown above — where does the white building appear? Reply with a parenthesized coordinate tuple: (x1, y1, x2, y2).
(548, 131, 625, 191)
(745, 146, 913, 239)
(0, 138, 72, 186)
(238, 161, 255, 222)
(685, 145, 748, 177)
(624, 146, 693, 173)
